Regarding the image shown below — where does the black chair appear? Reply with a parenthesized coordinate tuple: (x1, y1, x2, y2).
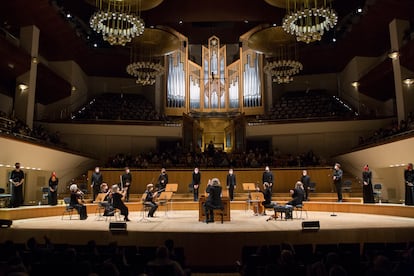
(293, 203, 308, 219)
(61, 197, 74, 220)
(342, 180, 352, 193)
(373, 183, 382, 203)
(308, 182, 316, 193)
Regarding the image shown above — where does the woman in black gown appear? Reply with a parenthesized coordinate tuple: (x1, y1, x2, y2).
(362, 165, 375, 203)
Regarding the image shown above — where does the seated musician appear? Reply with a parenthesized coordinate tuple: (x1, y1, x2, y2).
(254, 182, 277, 216)
(69, 184, 87, 220)
(110, 184, 130, 221)
(285, 181, 305, 219)
(144, 183, 159, 217)
(203, 178, 223, 223)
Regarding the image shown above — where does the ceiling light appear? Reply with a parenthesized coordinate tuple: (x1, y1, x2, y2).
(282, 0, 338, 43)
(332, 37, 336, 42)
(388, 51, 399, 60)
(357, 8, 362, 13)
(178, 20, 183, 25)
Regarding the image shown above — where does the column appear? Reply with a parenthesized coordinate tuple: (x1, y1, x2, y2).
(389, 19, 410, 122)
(14, 25, 39, 129)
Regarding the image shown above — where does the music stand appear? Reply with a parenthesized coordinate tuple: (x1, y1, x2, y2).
(164, 184, 178, 213)
(243, 183, 257, 212)
(158, 191, 173, 217)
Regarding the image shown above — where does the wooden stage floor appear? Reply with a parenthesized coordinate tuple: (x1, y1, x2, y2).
(2, 205, 414, 268)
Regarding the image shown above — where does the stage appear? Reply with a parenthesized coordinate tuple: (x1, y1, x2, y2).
(1, 204, 414, 268)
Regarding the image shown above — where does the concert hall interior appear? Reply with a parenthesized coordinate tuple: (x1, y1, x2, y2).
(1, 0, 414, 275)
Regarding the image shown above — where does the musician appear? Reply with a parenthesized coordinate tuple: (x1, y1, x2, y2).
(300, 170, 311, 201)
(144, 183, 159, 217)
(48, 172, 58, 206)
(156, 168, 169, 192)
(226, 168, 236, 201)
(91, 166, 103, 202)
(192, 167, 201, 202)
(404, 163, 414, 205)
(110, 184, 130, 221)
(362, 165, 375, 203)
(121, 167, 132, 202)
(262, 166, 274, 191)
(9, 162, 24, 207)
(287, 181, 305, 207)
(69, 184, 87, 220)
(333, 163, 343, 202)
(204, 178, 223, 223)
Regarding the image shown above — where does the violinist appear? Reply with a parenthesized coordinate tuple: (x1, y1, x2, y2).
(69, 184, 87, 220)
(144, 183, 159, 217)
(110, 184, 130, 221)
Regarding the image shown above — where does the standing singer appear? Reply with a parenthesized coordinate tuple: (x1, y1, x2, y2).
(333, 163, 343, 202)
(121, 167, 132, 202)
(9, 162, 25, 208)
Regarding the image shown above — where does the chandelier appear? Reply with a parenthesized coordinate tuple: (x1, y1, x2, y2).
(126, 28, 180, 85)
(264, 59, 303, 84)
(126, 61, 164, 85)
(248, 26, 303, 84)
(282, 0, 338, 43)
(89, 0, 145, 46)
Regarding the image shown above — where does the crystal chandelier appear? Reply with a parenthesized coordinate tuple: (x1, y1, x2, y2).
(264, 59, 303, 84)
(126, 28, 180, 85)
(282, 0, 338, 43)
(126, 61, 164, 85)
(89, 0, 145, 46)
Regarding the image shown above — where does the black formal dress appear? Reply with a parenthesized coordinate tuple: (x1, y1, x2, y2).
(333, 168, 343, 201)
(145, 190, 158, 217)
(404, 169, 414, 206)
(362, 171, 375, 203)
(111, 192, 129, 219)
(9, 169, 24, 207)
(226, 173, 236, 201)
(192, 172, 201, 201)
(70, 192, 87, 220)
(204, 185, 223, 222)
(48, 177, 58, 206)
(91, 172, 103, 202)
(300, 174, 311, 200)
(121, 172, 132, 201)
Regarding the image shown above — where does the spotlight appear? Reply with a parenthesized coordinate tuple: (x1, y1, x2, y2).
(388, 51, 399, 60)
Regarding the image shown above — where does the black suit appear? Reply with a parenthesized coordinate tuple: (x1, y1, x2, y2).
(91, 172, 103, 201)
(204, 185, 223, 221)
(121, 172, 132, 201)
(10, 169, 25, 207)
(404, 169, 414, 205)
(301, 174, 311, 200)
(333, 168, 343, 201)
(145, 190, 158, 217)
(226, 173, 236, 201)
(262, 171, 274, 190)
(192, 172, 201, 201)
(287, 188, 305, 206)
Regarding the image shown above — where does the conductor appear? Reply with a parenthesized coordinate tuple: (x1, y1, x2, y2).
(203, 178, 223, 223)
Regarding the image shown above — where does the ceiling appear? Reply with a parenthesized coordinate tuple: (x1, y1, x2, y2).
(0, 0, 414, 104)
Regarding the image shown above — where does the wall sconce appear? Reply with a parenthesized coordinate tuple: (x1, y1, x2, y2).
(351, 81, 360, 88)
(388, 51, 399, 60)
(18, 83, 29, 91)
(32, 57, 38, 64)
(71, 85, 77, 92)
(403, 78, 414, 86)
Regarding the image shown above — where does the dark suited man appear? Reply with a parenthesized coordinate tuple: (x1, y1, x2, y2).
(262, 166, 274, 191)
(204, 178, 223, 223)
(333, 163, 343, 202)
(121, 167, 132, 202)
(192, 167, 201, 201)
(300, 170, 311, 201)
(91, 167, 103, 201)
(156, 168, 169, 192)
(404, 163, 414, 205)
(226, 168, 236, 201)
